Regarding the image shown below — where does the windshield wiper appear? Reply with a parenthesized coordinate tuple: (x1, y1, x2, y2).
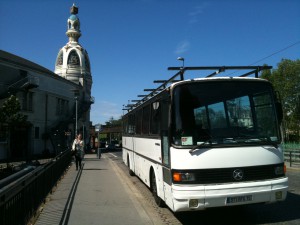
(258, 137, 279, 148)
(189, 139, 212, 153)
(244, 137, 278, 148)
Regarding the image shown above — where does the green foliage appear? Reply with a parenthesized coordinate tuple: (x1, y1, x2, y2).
(0, 95, 27, 125)
(261, 59, 300, 141)
(105, 116, 122, 127)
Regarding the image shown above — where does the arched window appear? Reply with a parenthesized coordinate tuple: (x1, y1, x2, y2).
(73, 20, 80, 30)
(67, 50, 80, 67)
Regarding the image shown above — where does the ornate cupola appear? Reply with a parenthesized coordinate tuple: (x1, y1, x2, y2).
(54, 4, 92, 97)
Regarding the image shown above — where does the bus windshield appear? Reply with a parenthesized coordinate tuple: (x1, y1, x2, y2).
(171, 80, 281, 147)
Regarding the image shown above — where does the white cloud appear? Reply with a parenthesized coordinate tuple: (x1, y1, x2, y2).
(174, 40, 190, 55)
(188, 3, 209, 24)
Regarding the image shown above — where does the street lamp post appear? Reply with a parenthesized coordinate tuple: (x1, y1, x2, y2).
(75, 96, 78, 137)
(177, 57, 185, 68)
(177, 57, 185, 80)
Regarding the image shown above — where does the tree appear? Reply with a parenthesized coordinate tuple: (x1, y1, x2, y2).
(105, 116, 122, 127)
(261, 59, 300, 141)
(0, 95, 27, 163)
(0, 95, 27, 125)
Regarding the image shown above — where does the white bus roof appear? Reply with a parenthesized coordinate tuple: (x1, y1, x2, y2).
(123, 65, 272, 112)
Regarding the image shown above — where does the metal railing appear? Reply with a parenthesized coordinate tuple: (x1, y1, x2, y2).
(0, 150, 71, 225)
(284, 151, 300, 167)
(283, 142, 300, 167)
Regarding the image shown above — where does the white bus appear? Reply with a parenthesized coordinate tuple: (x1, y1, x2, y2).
(122, 66, 288, 212)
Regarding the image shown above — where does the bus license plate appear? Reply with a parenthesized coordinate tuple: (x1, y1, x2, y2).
(226, 195, 253, 204)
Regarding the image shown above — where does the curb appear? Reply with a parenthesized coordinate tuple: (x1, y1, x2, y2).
(286, 166, 300, 171)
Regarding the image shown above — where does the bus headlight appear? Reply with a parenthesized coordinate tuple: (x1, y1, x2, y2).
(173, 172, 196, 182)
(274, 165, 285, 175)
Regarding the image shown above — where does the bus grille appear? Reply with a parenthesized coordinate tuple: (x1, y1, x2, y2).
(172, 163, 285, 184)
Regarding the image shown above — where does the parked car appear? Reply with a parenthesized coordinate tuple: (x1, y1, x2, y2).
(114, 141, 121, 148)
(105, 141, 121, 150)
(105, 142, 115, 150)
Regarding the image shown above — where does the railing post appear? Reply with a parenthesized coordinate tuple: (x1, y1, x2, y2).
(0, 150, 71, 225)
(290, 151, 292, 167)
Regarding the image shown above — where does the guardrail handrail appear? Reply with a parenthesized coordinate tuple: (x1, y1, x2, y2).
(284, 150, 300, 167)
(0, 150, 71, 225)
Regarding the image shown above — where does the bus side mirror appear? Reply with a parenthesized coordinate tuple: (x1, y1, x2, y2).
(276, 102, 283, 123)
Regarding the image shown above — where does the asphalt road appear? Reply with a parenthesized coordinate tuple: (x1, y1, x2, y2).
(107, 149, 300, 225)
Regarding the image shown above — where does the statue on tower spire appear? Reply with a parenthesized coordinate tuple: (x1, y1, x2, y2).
(66, 3, 81, 43)
(70, 3, 78, 15)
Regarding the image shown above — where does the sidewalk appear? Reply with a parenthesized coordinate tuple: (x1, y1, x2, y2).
(34, 154, 154, 225)
(33, 154, 298, 225)
(286, 162, 300, 172)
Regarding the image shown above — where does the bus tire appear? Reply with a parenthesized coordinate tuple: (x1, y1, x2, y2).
(127, 155, 135, 176)
(151, 170, 164, 207)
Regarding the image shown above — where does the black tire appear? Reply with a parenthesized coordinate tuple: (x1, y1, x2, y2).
(127, 155, 135, 176)
(151, 171, 164, 207)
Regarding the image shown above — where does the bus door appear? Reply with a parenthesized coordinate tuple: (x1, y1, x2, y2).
(160, 95, 173, 208)
(127, 113, 136, 172)
(161, 130, 173, 208)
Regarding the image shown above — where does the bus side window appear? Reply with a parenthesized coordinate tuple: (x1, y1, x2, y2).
(136, 109, 142, 134)
(151, 101, 161, 134)
(161, 97, 169, 131)
(123, 116, 128, 134)
(142, 105, 151, 135)
(128, 114, 136, 134)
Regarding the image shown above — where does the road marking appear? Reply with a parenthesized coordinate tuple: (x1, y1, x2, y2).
(108, 153, 118, 158)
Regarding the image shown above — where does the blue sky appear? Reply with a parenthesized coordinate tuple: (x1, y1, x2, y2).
(1, 0, 299, 125)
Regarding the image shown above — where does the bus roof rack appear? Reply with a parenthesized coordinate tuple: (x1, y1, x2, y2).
(123, 65, 272, 112)
(168, 66, 272, 78)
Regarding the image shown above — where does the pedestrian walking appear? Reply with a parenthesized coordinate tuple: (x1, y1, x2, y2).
(72, 133, 84, 170)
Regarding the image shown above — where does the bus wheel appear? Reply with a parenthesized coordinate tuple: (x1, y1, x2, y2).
(127, 155, 135, 176)
(151, 171, 164, 207)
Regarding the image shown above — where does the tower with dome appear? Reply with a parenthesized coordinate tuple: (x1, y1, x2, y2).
(0, 4, 95, 159)
(55, 4, 92, 93)
(55, 4, 93, 141)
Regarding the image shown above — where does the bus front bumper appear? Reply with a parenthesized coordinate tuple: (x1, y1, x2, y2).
(171, 177, 288, 212)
